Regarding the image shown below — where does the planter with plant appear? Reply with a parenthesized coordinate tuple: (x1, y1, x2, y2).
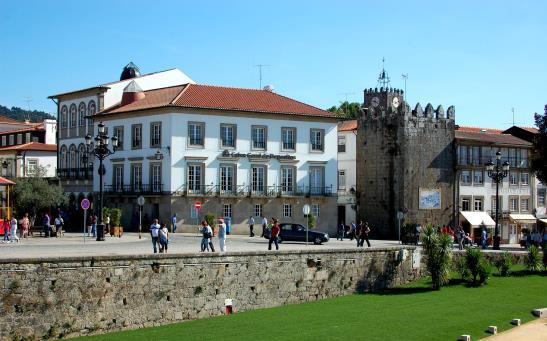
(109, 208, 123, 238)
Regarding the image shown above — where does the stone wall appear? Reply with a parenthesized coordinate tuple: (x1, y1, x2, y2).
(0, 247, 422, 340)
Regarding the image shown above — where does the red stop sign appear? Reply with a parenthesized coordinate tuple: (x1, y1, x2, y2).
(194, 201, 202, 210)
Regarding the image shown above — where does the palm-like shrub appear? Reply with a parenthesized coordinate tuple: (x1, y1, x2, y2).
(526, 245, 543, 273)
(422, 225, 453, 290)
(465, 247, 491, 285)
(494, 251, 513, 277)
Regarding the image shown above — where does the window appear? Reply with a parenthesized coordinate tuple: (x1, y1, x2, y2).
(473, 197, 483, 211)
(220, 124, 236, 148)
(472, 146, 481, 165)
(251, 126, 266, 150)
(254, 204, 262, 218)
(282, 127, 296, 151)
(458, 146, 469, 165)
(16, 134, 22, 145)
(338, 170, 346, 190)
(520, 149, 528, 167)
(538, 188, 546, 207)
(60, 105, 68, 128)
(219, 164, 235, 194)
(78, 144, 86, 169)
(460, 170, 471, 185)
(131, 164, 142, 190)
(60, 145, 68, 169)
(113, 126, 124, 150)
(188, 122, 204, 147)
(281, 166, 295, 193)
(310, 129, 324, 152)
(69, 104, 77, 127)
(312, 204, 320, 217)
(25, 132, 30, 143)
(131, 124, 142, 149)
(87, 101, 96, 126)
(283, 204, 292, 218)
(150, 163, 162, 192)
(69, 145, 77, 169)
(461, 197, 471, 211)
(251, 165, 266, 194)
(491, 196, 502, 215)
(509, 172, 518, 185)
(520, 198, 529, 212)
(150, 122, 161, 147)
(223, 204, 232, 218)
(338, 135, 346, 153)
(520, 173, 529, 186)
(78, 102, 86, 126)
(190, 206, 198, 219)
(509, 197, 519, 212)
(113, 165, 124, 191)
(187, 164, 203, 194)
(309, 166, 324, 194)
(26, 159, 38, 176)
(8, 135, 14, 146)
(473, 170, 483, 185)
(1, 136, 5, 146)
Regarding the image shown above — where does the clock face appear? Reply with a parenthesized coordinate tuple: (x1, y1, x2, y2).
(392, 97, 400, 109)
(371, 97, 380, 107)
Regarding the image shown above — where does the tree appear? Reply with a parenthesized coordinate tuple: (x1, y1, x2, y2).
(11, 167, 67, 217)
(530, 108, 547, 184)
(327, 101, 361, 119)
(0, 104, 55, 122)
(422, 225, 453, 290)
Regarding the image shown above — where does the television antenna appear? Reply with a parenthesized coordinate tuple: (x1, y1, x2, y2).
(338, 92, 356, 103)
(255, 64, 271, 89)
(23, 96, 32, 122)
(401, 73, 408, 102)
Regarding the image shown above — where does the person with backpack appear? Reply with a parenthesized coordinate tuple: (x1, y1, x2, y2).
(268, 218, 280, 251)
(54, 215, 64, 238)
(158, 223, 169, 253)
(150, 219, 161, 253)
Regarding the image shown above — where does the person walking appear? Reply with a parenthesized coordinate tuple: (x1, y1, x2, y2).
(158, 223, 169, 253)
(21, 213, 29, 239)
(150, 219, 161, 253)
(218, 218, 227, 252)
(171, 214, 177, 234)
(91, 214, 97, 238)
(337, 221, 345, 241)
(481, 228, 488, 249)
(356, 221, 363, 247)
(43, 213, 51, 238)
(359, 222, 371, 247)
(350, 221, 357, 240)
(268, 218, 280, 251)
(2, 217, 10, 242)
(10, 215, 19, 242)
(249, 216, 255, 237)
(54, 215, 64, 238)
(201, 220, 215, 252)
(261, 216, 268, 238)
(457, 226, 465, 250)
(104, 214, 110, 235)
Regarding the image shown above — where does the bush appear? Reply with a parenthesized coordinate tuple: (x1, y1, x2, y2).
(204, 213, 216, 230)
(307, 214, 316, 229)
(102, 207, 111, 221)
(110, 208, 122, 227)
(494, 251, 513, 277)
(526, 245, 543, 272)
(422, 225, 453, 290)
(456, 257, 470, 280)
(465, 247, 490, 285)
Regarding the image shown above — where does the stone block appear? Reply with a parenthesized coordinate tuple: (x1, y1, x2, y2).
(511, 319, 521, 326)
(458, 335, 470, 341)
(488, 326, 497, 334)
(533, 308, 547, 317)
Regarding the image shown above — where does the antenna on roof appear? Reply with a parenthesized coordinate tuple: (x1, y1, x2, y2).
(511, 107, 515, 126)
(255, 64, 271, 89)
(338, 92, 356, 102)
(23, 96, 32, 123)
(401, 73, 408, 102)
(377, 57, 391, 89)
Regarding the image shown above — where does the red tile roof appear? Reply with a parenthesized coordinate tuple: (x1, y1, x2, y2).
(457, 126, 503, 134)
(0, 142, 57, 152)
(338, 120, 357, 132)
(518, 126, 539, 134)
(99, 84, 335, 118)
(0, 176, 15, 185)
(455, 131, 531, 146)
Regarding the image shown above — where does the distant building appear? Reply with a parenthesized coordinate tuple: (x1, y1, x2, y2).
(337, 120, 357, 225)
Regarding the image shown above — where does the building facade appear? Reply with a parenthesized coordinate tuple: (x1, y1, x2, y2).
(337, 120, 357, 225)
(95, 81, 339, 234)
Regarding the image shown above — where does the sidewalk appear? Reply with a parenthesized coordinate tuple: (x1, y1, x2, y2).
(484, 318, 547, 340)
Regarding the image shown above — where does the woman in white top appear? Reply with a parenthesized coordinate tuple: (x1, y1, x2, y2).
(10, 216, 19, 242)
(158, 223, 169, 253)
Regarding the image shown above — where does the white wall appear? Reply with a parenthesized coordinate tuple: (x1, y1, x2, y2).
(43, 119, 57, 145)
(24, 150, 57, 177)
(337, 128, 357, 223)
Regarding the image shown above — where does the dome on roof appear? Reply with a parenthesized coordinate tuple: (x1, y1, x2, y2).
(120, 62, 141, 81)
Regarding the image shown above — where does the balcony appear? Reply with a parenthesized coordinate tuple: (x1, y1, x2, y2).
(58, 167, 93, 180)
(104, 184, 164, 195)
(174, 184, 334, 197)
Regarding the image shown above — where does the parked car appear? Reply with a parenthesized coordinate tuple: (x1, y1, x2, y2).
(263, 223, 330, 245)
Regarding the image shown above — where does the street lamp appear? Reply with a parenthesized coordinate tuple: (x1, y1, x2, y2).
(486, 151, 510, 250)
(85, 122, 118, 241)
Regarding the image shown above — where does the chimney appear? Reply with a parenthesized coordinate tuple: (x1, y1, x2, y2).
(121, 80, 145, 106)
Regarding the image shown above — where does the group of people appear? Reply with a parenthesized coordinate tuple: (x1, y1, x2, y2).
(0, 214, 30, 243)
(198, 218, 227, 253)
(337, 220, 372, 247)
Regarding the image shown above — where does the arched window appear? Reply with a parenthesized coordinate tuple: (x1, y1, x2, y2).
(69, 145, 77, 169)
(78, 144, 86, 169)
(60, 106, 68, 128)
(60, 145, 68, 169)
(88, 100, 96, 126)
(69, 104, 77, 128)
(78, 102, 86, 126)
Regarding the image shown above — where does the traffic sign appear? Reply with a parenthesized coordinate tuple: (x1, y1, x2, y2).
(303, 204, 311, 215)
(194, 201, 202, 210)
(137, 196, 145, 206)
(81, 198, 90, 210)
(397, 211, 404, 220)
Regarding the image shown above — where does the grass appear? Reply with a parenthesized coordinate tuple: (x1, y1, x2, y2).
(80, 271, 546, 341)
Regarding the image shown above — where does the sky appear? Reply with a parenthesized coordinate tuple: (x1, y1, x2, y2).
(0, 0, 546, 129)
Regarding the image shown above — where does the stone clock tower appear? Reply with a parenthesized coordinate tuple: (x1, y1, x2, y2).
(356, 80, 456, 239)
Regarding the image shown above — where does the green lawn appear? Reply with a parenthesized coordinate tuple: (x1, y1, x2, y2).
(81, 272, 546, 341)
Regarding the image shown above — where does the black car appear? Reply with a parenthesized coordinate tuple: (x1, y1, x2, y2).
(263, 223, 330, 245)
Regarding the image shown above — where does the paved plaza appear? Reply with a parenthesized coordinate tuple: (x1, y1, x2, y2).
(0, 232, 528, 259)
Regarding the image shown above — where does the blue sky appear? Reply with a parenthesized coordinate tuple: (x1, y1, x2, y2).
(0, 0, 545, 128)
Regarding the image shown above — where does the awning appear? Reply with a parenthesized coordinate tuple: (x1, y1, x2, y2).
(538, 219, 547, 224)
(509, 214, 537, 224)
(459, 211, 496, 226)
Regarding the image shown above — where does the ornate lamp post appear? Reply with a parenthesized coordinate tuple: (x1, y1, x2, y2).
(85, 122, 118, 241)
(486, 151, 510, 250)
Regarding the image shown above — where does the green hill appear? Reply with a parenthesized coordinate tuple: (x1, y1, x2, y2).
(0, 104, 55, 123)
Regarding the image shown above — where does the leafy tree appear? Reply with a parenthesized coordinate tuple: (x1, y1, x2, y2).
(530, 108, 547, 184)
(307, 214, 317, 229)
(465, 247, 491, 285)
(327, 101, 361, 119)
(422, 225, 453, 290)
(0, 104, 55, 122)
(11, 167, 67, 218)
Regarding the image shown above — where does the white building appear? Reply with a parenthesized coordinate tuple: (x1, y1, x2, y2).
(95, 81, 339, 234)
(337, 120, 357, 225)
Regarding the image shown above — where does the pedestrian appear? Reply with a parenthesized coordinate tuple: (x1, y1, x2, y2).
(91, 214, 97, 238)
(150, 218, 161, 253)
(2, 217, 9, 242)
(337, 221, 345, 241)
(54, 215, 64, 238)
(457, 226, 465, 250)
(10, 215, 19, 242)
(415, 224, 422, 245)
(199, 220, 215, 252)
(158, 223, 169, 253)
(218, 218, 227, 252)
(104, 214, 110, 235)
(171, 214, 177, 233)
(21, 213, 29, 238)
(481, 228, 488, 249)
(261, 215, 268, 237)
(268, 218, 280, 251)
(542, 229, 547, 248)
(249, 216, 255, 237)
(350, 221, 357, 240)
(43, 212, 51, 238)
(359, 222, 371, 247)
